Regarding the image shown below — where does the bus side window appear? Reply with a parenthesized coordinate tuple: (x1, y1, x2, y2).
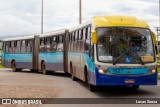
(85, 26, 92, 58)
(8, 42, 11, 53)
(10, 41, 15, 53)
(5, 42, 9, 53)
(74, 31, 78, 52)
(68, 33, 71, 52)
(26, 40, 29, 53)
(78, 29, 82, 52)
(45, 37, 50, 52)
(71, 32, 75, 52)
(15, 41, 21, 53)
(81, 28, 86, 52)
(79, 29, 83, 52)
(29, 40, 33, 53)
(40, 38, 45, 52)
(52, 36, 57, 52)
(21, 40, 26, 53)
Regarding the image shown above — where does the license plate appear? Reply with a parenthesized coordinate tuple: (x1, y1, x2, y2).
(124, 79, 135, 83)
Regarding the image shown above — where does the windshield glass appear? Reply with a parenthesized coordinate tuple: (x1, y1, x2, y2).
(96, 27, 155, 64)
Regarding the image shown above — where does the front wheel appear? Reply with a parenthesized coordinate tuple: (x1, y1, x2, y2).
(89, 84, 96, 92)
(132, 85, 139, 89)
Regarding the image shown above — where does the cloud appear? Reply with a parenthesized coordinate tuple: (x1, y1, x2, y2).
(0, 0, 159, 37)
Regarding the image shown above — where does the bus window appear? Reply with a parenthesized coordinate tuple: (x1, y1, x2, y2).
(21, 40, 26, 53)
(40, 38, 45, 52)
(45, 37, 50, 52)
(5, 42, 9, 53)
(85, 26, 91, 54)
(71, 33, 75, 52)
(15, 41, 21, 53)
(77, 30, 82, 52)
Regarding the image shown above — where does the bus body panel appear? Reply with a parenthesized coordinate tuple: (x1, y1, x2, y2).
(95, 67, 157, 86)
(2, 52, 33, 69)
(68, 52, 96, 85)
(39, 52, 64, 71)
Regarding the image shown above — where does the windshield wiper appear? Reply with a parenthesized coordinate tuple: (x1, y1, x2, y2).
(113, 49, 129, 65)
(113, 49, 144, 65)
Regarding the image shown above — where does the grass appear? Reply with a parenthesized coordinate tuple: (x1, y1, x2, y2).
(158, 76, 160, 80)
(0, 64, 4, 68)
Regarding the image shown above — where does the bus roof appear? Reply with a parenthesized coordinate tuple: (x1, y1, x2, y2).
(69, 21, 91, 32)
(39, 29, 67, 38)
(92, 15, 149, 28)
(2, 35, 35, 42)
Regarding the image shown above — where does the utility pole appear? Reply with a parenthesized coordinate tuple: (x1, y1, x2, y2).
(41, 0, 44, 34)
(159, 0, 160, 27)
(79, 0, 82, 24)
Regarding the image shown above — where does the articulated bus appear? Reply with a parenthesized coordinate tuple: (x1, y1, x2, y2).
(1, 15, 158, 91)
(1, 29, 68, 74)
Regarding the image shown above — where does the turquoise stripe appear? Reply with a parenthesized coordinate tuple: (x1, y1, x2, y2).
(3, 53, 32, 62)
(39, 52, 63, 63)
(108, 67, 148, 75)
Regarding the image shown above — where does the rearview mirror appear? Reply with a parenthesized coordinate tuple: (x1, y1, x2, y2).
(91, 30, 97, 44)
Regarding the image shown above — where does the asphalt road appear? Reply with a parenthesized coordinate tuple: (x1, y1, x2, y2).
(0, 68, 159, 107)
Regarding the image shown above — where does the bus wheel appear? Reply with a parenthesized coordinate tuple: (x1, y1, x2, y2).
(70, 64, 76, 81)
(84, 66, 88, 84)
(89, 84, 96, 92)
(132, 85, 139, 89)
(11, 61, 17, 72)
(41, 62, 47, 75)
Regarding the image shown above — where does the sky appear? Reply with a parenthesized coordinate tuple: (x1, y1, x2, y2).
(0, 0, 159, 38)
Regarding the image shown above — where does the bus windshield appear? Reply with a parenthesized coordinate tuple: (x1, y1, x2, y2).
(96, 27, 155, 64)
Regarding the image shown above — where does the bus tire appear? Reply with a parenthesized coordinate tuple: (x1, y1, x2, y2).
(84, 66, 88, 84)
(70, 63, 76, 81)
(30, 69, 38, 72)
(11, 61, 17, 72)
(89, 84, 96, 92)
(132, 85, 139, 89)
(41, 62, 47, 75)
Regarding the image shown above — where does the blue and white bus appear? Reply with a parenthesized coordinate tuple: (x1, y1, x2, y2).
(67, 15, 158, 91)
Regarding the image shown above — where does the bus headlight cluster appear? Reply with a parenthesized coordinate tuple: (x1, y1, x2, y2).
(148, 69, 156, 74)
(151, 69, 156, 73)
(98, 68, 108, 74)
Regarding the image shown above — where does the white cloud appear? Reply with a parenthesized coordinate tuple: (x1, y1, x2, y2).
(0, 0, 159, 38)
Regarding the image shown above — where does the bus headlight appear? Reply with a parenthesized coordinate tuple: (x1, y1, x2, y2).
(99, 68, 107, 74)
(151, 69, 156, 73)
(148, 69, 156, 74)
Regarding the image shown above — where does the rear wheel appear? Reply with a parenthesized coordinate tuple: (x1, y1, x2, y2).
(41, 62, 47, 75)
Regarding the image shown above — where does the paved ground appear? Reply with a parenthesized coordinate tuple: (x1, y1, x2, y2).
(0, 68, 159, 107)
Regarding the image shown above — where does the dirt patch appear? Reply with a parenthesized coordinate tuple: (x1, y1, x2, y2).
(0, 85, 61, 107)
